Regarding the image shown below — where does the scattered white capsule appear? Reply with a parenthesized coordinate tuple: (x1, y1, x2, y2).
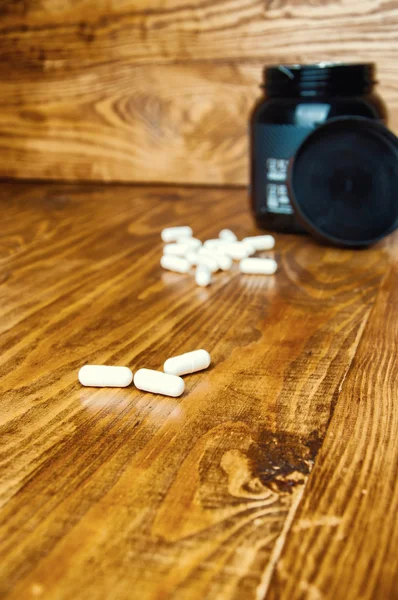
(199, 248, 232, 271)
(242, 235, 275, 251)
(195, 264, 212, 286)
(195, 254, 218, 272)
(78, 365, 133, 388)
(161, 226, 193, 243)
(163, 242, 193, 256)
(215, 252, 233, 271)
(176, 237, 202, 250)
(239, 257, 278, 274)
(198, 247, 216, 258)
(242, 243, 256, 256)
(204, 239, 227, 251)
(219, 229, 238, 242)
(161, 254, 190, 273)
(222, 242, 255, 260)
(164, 349, 211, 376)
(185, 251, 200, 266)
(134, 368, 185, 397)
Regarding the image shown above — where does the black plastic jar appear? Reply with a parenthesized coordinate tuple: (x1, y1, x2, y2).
(250, 63, 388, 234)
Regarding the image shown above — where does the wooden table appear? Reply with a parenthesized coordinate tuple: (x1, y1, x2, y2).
(1, 182, 397, 600)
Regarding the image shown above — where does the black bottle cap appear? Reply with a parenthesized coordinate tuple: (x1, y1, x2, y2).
(263, 63, 376, 97)
(288, 117, 398, 247)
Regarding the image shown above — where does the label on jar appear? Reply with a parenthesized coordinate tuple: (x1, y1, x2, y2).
(253, 124, 314, 215)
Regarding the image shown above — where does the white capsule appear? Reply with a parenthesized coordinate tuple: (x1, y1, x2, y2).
(215, 252, 233, 271)
(242, 235, 275, 251)
(199, 248, 232, 271)
(185, 251, 200, 266)
(163, 242, 193, 256)
(164, 349, 211, 376)
(195, 264, 212, 286)
(161, 254, 190, 273)
(242, 242, 256, 256)
(239, 257, 278, 274)
(78, 365, 133, 388)
(161, 226, 193, 243)
(176, 236, 202, 249)
(195, 254, 218, 272)
(134, 368, 185, 397)
(204, 239, 226, 250)
(198, 247, 216, 258)
(222, 242, 255, 260)
(219, 229, 238, 242)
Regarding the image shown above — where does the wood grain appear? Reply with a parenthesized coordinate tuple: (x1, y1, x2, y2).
(0, 63, 256, 184)
(0, 0, 397, 184)
(264, 246, 398, 600)
(1, 0, 398, 68)
(0, 181, 396, 599)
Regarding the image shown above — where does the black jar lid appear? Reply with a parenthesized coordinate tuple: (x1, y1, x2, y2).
(288, 117, 398, 247)
(263, 63, 376, 96)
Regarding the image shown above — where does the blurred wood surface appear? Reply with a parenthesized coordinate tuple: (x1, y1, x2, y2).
(266, 249, 398, 600)
(0, 181, 397, 599)
(0, 0, 398, 184)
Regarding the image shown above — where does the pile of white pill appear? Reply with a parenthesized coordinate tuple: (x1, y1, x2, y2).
(78, 349, 211, 398)
(160, 226, 277, 286)
(78, 227, 276, 396)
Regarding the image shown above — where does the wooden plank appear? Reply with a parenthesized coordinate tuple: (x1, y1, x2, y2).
(0, 0, 397, 184)
(0, 63, 258, 184)
(0, 182, 392, 599)
(0, 62, 397, 186)
(1, 0, 398, 69)
(263, 240, 398, 600)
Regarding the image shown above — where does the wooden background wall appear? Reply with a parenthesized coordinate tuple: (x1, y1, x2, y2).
(0, 0, 398, 186)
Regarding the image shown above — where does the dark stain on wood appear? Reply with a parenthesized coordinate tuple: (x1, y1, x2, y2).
(247, 430, 319, 494)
